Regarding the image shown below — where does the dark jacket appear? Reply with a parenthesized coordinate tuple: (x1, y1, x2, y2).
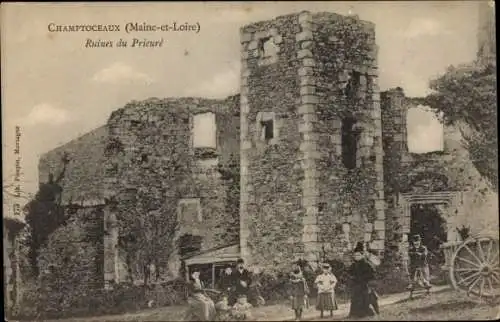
(409, 245, 429, 268)
(220, 272, 233, 292)
(232, 268, 252, 296)
(349, 259, 375, 286)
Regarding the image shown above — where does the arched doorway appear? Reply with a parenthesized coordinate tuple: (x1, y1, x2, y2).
(410, 204, 447, 271)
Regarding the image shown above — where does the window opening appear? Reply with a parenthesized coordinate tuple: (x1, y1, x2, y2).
(406, 105, 444, 153)
(259, 37, 278, 58)
(192, 112, 217, 149)
(177, 198, 202, 223)
(262, 119, 274, 140)
(257, 111, 276, 142)
(177, 234, 203, 257)
(342, 117, 359, 169)
(345, 71, 361, 99)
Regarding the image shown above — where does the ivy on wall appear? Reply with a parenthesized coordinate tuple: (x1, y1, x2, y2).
(424, 63, 497, 192)
(106, 102, 192, 284)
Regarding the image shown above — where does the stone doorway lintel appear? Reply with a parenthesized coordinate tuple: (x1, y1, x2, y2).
(397, 191, 463, 260)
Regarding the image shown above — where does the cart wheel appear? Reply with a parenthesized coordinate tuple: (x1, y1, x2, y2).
(449, 237, 500, 302)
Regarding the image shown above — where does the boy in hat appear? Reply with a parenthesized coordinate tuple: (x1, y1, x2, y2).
(232, 258, 252, 304)
(408, 234, 432, 291)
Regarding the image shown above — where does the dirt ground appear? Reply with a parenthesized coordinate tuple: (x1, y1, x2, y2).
(300, 291, 500, 321)
(47, 289, 499, 322)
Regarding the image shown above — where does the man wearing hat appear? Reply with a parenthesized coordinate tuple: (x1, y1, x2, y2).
(408, 234, 432, 291)
(231, 258, 252, 304)
(220, 264, 235, 304)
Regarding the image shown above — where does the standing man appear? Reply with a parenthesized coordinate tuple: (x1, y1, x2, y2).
(408, 235, 432, 292)
(220, 265, 235, 304)
(220, 265, 233, 293)
(232, 258, 252, 304)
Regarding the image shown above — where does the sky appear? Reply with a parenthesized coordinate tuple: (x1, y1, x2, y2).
(1, 1, 483, 198)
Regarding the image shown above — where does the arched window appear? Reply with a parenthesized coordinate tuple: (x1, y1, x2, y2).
(341, 117, 359, 169)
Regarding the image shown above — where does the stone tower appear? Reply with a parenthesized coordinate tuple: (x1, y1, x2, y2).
(239, 11, 384, 268)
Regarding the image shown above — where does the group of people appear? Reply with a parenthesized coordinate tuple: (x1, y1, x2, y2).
(183, 235, 432, 321)
(183, 258, 257, 321)
(287, 241, 380, 321)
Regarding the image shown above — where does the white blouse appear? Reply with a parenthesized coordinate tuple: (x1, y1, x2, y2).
(314, 273, 338, 293)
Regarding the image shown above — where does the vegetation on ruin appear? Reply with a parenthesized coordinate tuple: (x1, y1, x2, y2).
(35, 211, 104, 316)
(24, 153, 71, 277)
(423, 62, 497, 192)
(107, 104, 192, 284)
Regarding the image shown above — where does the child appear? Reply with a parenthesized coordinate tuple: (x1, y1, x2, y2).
(288, 264, 309, 321)
(408, 235, 432, 291)
(231, 294, 253, 321)
(214, 294, 231, 321)
(314, 263, 338, 318)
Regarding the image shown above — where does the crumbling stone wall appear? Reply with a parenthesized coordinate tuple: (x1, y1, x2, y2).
(240, 13, 305, 268)
(37, 206, 104, 313)
(381, 88, 499, 268)
(103, 97, 240, 283)
(381, 89, 459, 266)
(36, 127, 107, 292)
(38, 126, 108, 205)
(381, 88, 408, 267)
(240, 11, 385, 269)
(311, 13, 384, 261)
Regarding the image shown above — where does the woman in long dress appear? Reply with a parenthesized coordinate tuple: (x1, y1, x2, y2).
(183, 270, 216, 321)
(348, 246, 376, 318)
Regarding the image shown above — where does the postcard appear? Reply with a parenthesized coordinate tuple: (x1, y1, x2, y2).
(2, 1, 498, 321)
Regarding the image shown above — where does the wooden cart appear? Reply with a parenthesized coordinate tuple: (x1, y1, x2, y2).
(441, 233, 500, 303)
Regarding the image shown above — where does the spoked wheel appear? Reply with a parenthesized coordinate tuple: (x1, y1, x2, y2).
(449, 236, 500, 303)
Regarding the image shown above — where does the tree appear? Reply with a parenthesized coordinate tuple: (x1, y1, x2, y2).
(24, 153, 71, 276)
(116, 192, 179, 285)
(423, 62, 497, 192)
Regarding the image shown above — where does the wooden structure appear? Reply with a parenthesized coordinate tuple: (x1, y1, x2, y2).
(183, 244, 240, 289)
(442, 233, 500, 302)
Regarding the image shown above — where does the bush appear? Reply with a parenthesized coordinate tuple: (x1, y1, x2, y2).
(145, 278, 187, 307)
(255, 270, 289, 303)
(15, 278, 188, 319)
(373, 261, 409, 295)
(35, 215, 104, 318)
